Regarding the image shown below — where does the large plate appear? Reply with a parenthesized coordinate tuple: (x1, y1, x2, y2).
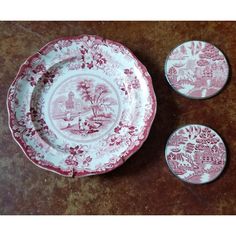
(7, 35, 156, 177)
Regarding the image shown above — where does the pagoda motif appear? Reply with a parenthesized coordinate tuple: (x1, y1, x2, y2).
(65, 91, 75, 110)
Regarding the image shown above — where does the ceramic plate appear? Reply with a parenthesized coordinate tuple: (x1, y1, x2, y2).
(165, 41, 229, 99)
(7, 35, 156, 177)
(165, 124, 227, 184)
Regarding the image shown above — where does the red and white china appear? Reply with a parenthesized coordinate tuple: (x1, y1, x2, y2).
(165, 41, 229, 99)
(165, 124, 227, 184)
(7, 35, 156, 177)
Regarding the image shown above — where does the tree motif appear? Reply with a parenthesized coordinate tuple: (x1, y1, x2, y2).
(199, 43, 225, 61)
(77, 80, 117, 118)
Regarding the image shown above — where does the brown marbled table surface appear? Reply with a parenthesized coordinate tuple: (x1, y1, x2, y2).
(0, 21, 236, 215)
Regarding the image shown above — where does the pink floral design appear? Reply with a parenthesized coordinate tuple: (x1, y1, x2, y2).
(80, 45, 107, 69)
(42, 67, 59, 85)
(105, 121, 138, 149)
(114, 121, 136, 136)
(108, 134, 123, 146)
(32, 64, 46, 74)
(65, 145, 85, 166)
(119, 68, 141, 95)
(124, 68, 134, 75)
(55, 40, 73, 50)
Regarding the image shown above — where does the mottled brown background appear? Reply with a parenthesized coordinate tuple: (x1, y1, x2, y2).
(0, 22, 236, 215)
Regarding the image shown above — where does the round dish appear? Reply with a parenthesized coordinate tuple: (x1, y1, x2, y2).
(165, 124, 227, 184)
(165, 40, 229, 99)
(7, 35, 156, 177)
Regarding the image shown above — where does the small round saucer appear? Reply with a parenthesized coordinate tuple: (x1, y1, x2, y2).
(165, 41, 229, 99)
(165, 124, 227, 184)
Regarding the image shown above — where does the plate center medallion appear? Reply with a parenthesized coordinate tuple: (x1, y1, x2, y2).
(48, 74, 120, 142)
